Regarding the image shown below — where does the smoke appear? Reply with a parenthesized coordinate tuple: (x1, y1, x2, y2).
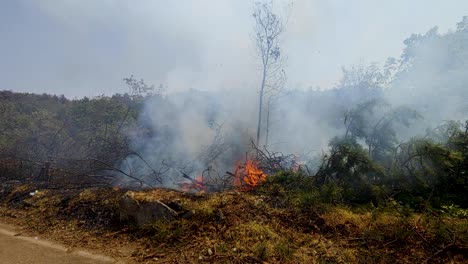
(120, 88, 259, 188)
(2, 2, 467, 188)
(5, 0, 256, 97)
(386, 25, 468, 129)
(4, 1, 467, 97)
(118, 17, 468, 189)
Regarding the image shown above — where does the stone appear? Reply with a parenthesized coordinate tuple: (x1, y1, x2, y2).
(119, 192, 177, 226)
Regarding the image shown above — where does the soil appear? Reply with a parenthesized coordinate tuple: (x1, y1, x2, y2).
(0, 222, 116, 264)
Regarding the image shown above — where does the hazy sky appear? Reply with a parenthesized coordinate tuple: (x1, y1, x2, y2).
(1, 0, 467, 98)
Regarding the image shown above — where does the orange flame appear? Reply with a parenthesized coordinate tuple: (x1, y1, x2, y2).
(233, 159, 267, 190)
(181, 175, 205, 192)
(193, 175, 204, 190)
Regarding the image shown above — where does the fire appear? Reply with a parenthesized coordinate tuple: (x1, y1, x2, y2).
(233, 158, 267, 190)
(180, 158, 267, 192)
(181, 175, 205, 192)
(193, 175, 204, 190)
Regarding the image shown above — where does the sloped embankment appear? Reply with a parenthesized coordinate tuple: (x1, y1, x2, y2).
(0, 184, 467, 263)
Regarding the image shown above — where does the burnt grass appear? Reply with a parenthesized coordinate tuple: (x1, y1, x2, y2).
(0, 183, 467, 263)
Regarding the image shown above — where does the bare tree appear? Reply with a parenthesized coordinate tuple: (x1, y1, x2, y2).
(252, 1, 287, 146)
(265, 82, 286, 146)
(123, 75, 158, 98)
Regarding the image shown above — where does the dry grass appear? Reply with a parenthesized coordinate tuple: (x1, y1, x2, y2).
(0, 185, 467, 263)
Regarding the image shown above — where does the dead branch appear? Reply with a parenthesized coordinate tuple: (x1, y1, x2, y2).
(86, 158, 154, 188)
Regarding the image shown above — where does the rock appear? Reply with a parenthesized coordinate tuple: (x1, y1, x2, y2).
(119, 192, 177, 226)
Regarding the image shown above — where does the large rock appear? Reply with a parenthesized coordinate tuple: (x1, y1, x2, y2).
(119, 192, 177, 226)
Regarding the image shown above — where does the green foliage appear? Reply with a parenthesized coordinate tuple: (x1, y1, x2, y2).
(392, 121, 467, 207)
(259, 171, 320, 207)
(1, 88, 466, 211)
(344, 99, 421, 164)
(264, 170, 314, 191)
(0, 91, 146, 185)
(441, 204, 468, 218)
(310, 96, 467, 208)
(318, 184, 343, 204)
(315, 136, 385, 203)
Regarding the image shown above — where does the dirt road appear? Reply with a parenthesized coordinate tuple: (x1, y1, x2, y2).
(0, 223, 116, 264)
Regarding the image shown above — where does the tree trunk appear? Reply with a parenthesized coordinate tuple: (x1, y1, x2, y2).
(256, 68, 267, 145)
(265, 98, 271, 146)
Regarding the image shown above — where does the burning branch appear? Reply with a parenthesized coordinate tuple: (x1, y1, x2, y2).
(249, 139, 306, 175)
